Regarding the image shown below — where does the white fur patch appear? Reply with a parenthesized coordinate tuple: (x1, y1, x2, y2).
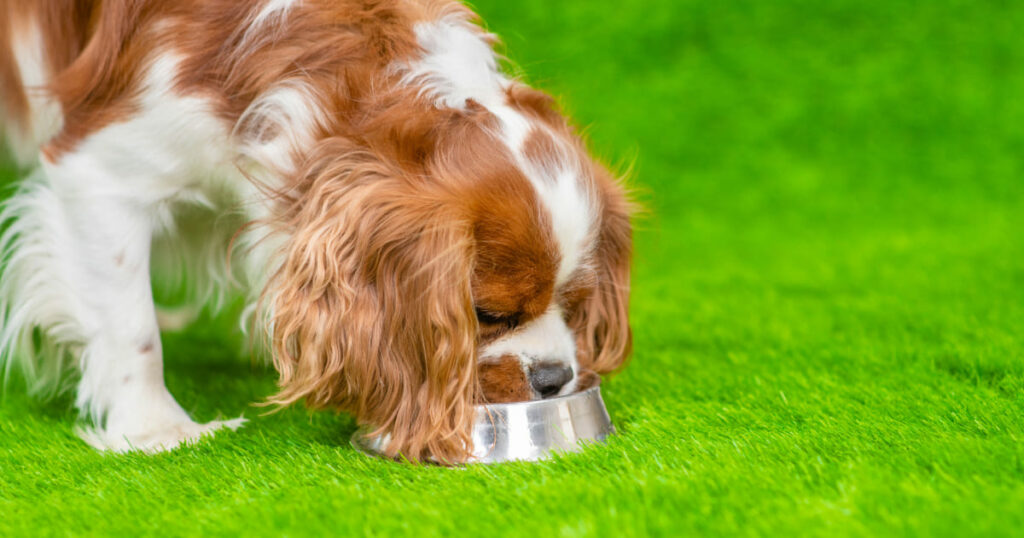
(400, 15, 506, 109)
(235, 80, 324, 177)
(52, 54, 235, 198)
(518, 148, 596, 286)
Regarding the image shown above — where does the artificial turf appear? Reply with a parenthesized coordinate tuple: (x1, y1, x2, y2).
(2, 0, 1023, 535)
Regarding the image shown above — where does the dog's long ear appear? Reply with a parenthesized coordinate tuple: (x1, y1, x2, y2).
(572, 166, 633, 374)
(265, 140, 477, 463)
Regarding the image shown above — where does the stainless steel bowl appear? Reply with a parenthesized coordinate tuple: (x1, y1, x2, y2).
(351, 383, 615, 464)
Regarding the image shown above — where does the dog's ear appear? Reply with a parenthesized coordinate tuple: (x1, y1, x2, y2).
(572, 166, 633, 374)
(264, 139, 477, 463)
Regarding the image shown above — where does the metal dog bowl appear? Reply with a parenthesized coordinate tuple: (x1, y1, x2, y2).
(351, 383, 615, 464)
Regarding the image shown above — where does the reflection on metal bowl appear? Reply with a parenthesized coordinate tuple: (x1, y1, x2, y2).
(351, 384, 615, 464)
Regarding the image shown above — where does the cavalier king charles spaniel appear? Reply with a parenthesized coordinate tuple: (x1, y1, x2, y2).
(0, 0, 631, 462)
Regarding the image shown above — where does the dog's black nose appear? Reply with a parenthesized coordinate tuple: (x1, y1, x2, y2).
(529, 363, 574, 399)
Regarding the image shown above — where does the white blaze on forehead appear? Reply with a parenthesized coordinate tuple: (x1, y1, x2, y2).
(398, 16, 596, 286)
(532, 165, 596, 285)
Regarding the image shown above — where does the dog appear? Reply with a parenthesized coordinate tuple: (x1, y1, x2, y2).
(0, 0, 631, 463)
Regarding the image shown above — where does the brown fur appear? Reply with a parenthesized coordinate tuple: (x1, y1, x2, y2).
(265, 138, 480, 463)
(575, 369, 600, 391)
(479, 355, 532, 403)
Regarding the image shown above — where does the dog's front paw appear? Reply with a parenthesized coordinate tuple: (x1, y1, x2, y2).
(76, 417, 247, 454)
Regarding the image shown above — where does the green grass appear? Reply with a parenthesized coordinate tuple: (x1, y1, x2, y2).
(3, 0, 1024, 535)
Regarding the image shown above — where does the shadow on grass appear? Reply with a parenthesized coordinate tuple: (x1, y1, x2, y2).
(161, 343, 362, 451)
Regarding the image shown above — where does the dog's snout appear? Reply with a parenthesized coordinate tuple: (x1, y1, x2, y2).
(529, 363, 573, 399)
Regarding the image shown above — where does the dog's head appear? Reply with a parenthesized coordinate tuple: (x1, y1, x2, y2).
(260, 15, 630, 464)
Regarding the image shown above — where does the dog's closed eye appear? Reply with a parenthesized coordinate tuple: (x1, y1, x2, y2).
(474, 307, 519, 329)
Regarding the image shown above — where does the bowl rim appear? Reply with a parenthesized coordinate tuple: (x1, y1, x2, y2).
(476, 381, 603, 412)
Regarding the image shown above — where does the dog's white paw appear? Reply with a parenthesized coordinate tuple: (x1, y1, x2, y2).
(76, 417, 247, 454)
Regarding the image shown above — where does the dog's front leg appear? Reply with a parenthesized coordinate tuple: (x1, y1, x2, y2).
(41, 169, 244, 453)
